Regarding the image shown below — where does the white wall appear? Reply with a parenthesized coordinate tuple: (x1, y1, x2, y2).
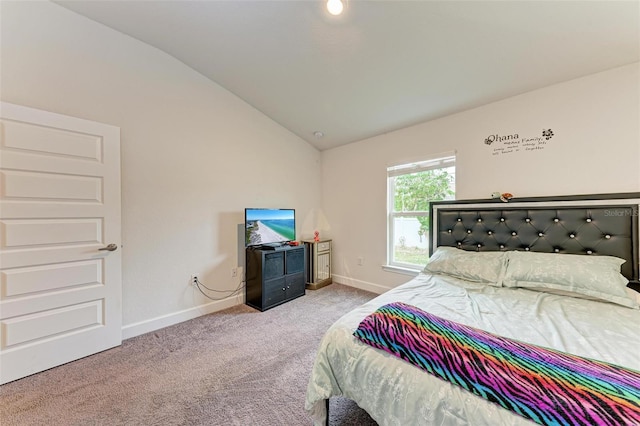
(322, 63, 640, 292)
(1, 1, 323, 336)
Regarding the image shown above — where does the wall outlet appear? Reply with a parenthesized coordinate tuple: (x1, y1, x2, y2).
(190, 274, 198, 285)
(231, 268, 238, 278)
(357, 257, 364, 266)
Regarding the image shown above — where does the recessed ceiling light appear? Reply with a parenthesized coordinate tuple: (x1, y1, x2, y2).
(327, 0, 344, 16)
(313, 131, 324, 138)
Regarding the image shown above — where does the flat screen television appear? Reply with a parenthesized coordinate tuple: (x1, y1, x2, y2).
(245, 208, 296, 247)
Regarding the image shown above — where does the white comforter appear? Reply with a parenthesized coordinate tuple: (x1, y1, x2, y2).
(305, 273, 640, 425)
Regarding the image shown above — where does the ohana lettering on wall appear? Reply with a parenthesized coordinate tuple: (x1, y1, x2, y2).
(484, 129, 554, 156)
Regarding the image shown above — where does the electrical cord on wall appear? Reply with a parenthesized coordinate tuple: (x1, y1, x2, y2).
(194, 277, 244, 301)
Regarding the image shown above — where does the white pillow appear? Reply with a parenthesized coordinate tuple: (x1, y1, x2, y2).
(503, 251, 637, 309)
(424, 246, 506, 286)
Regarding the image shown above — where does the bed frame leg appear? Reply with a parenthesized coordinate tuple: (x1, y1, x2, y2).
(325, 398, 330, 426)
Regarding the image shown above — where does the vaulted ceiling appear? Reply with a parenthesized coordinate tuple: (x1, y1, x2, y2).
(56, 1, 640, 150)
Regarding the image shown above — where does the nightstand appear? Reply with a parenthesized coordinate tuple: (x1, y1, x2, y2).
(303, 239, 332, 290)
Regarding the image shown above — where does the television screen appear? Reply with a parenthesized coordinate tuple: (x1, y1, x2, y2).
(245, 208, 295, 247)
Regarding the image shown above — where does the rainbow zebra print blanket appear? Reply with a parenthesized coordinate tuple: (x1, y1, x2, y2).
(353, 302, 640, 426)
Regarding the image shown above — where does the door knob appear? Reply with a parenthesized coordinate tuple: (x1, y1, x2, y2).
(99, 243, 118, 252)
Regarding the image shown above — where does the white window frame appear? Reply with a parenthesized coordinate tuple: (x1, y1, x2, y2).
(386, 154, 455, 272)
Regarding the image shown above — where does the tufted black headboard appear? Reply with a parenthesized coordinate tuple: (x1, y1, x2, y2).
(429, 193, 640, 281)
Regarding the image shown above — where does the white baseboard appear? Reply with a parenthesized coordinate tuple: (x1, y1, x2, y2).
(122, 294, 243, 340)
(332, 274, 390, 295)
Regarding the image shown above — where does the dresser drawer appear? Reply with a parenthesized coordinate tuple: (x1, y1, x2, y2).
(264, 277, 286, 307)
(317, 241, 331, 252)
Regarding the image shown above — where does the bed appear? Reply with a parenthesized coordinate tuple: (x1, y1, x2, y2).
(305, 193, 640, 426)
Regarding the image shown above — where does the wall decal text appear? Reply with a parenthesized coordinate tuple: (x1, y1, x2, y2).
(485, 129, 554, 156)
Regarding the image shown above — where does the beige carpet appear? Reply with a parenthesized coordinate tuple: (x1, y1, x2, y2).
(0, 284, 379, 425)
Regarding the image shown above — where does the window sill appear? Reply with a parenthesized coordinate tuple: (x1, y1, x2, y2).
(382, 265, 421, 276)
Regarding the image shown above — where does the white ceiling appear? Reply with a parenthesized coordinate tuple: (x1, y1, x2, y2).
(55, 0, 640, 150)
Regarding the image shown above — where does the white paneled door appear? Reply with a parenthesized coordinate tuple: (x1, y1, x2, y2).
(0, 103, 122, 384)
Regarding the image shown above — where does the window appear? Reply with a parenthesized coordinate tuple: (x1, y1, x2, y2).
(387, 154, 455, 270)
